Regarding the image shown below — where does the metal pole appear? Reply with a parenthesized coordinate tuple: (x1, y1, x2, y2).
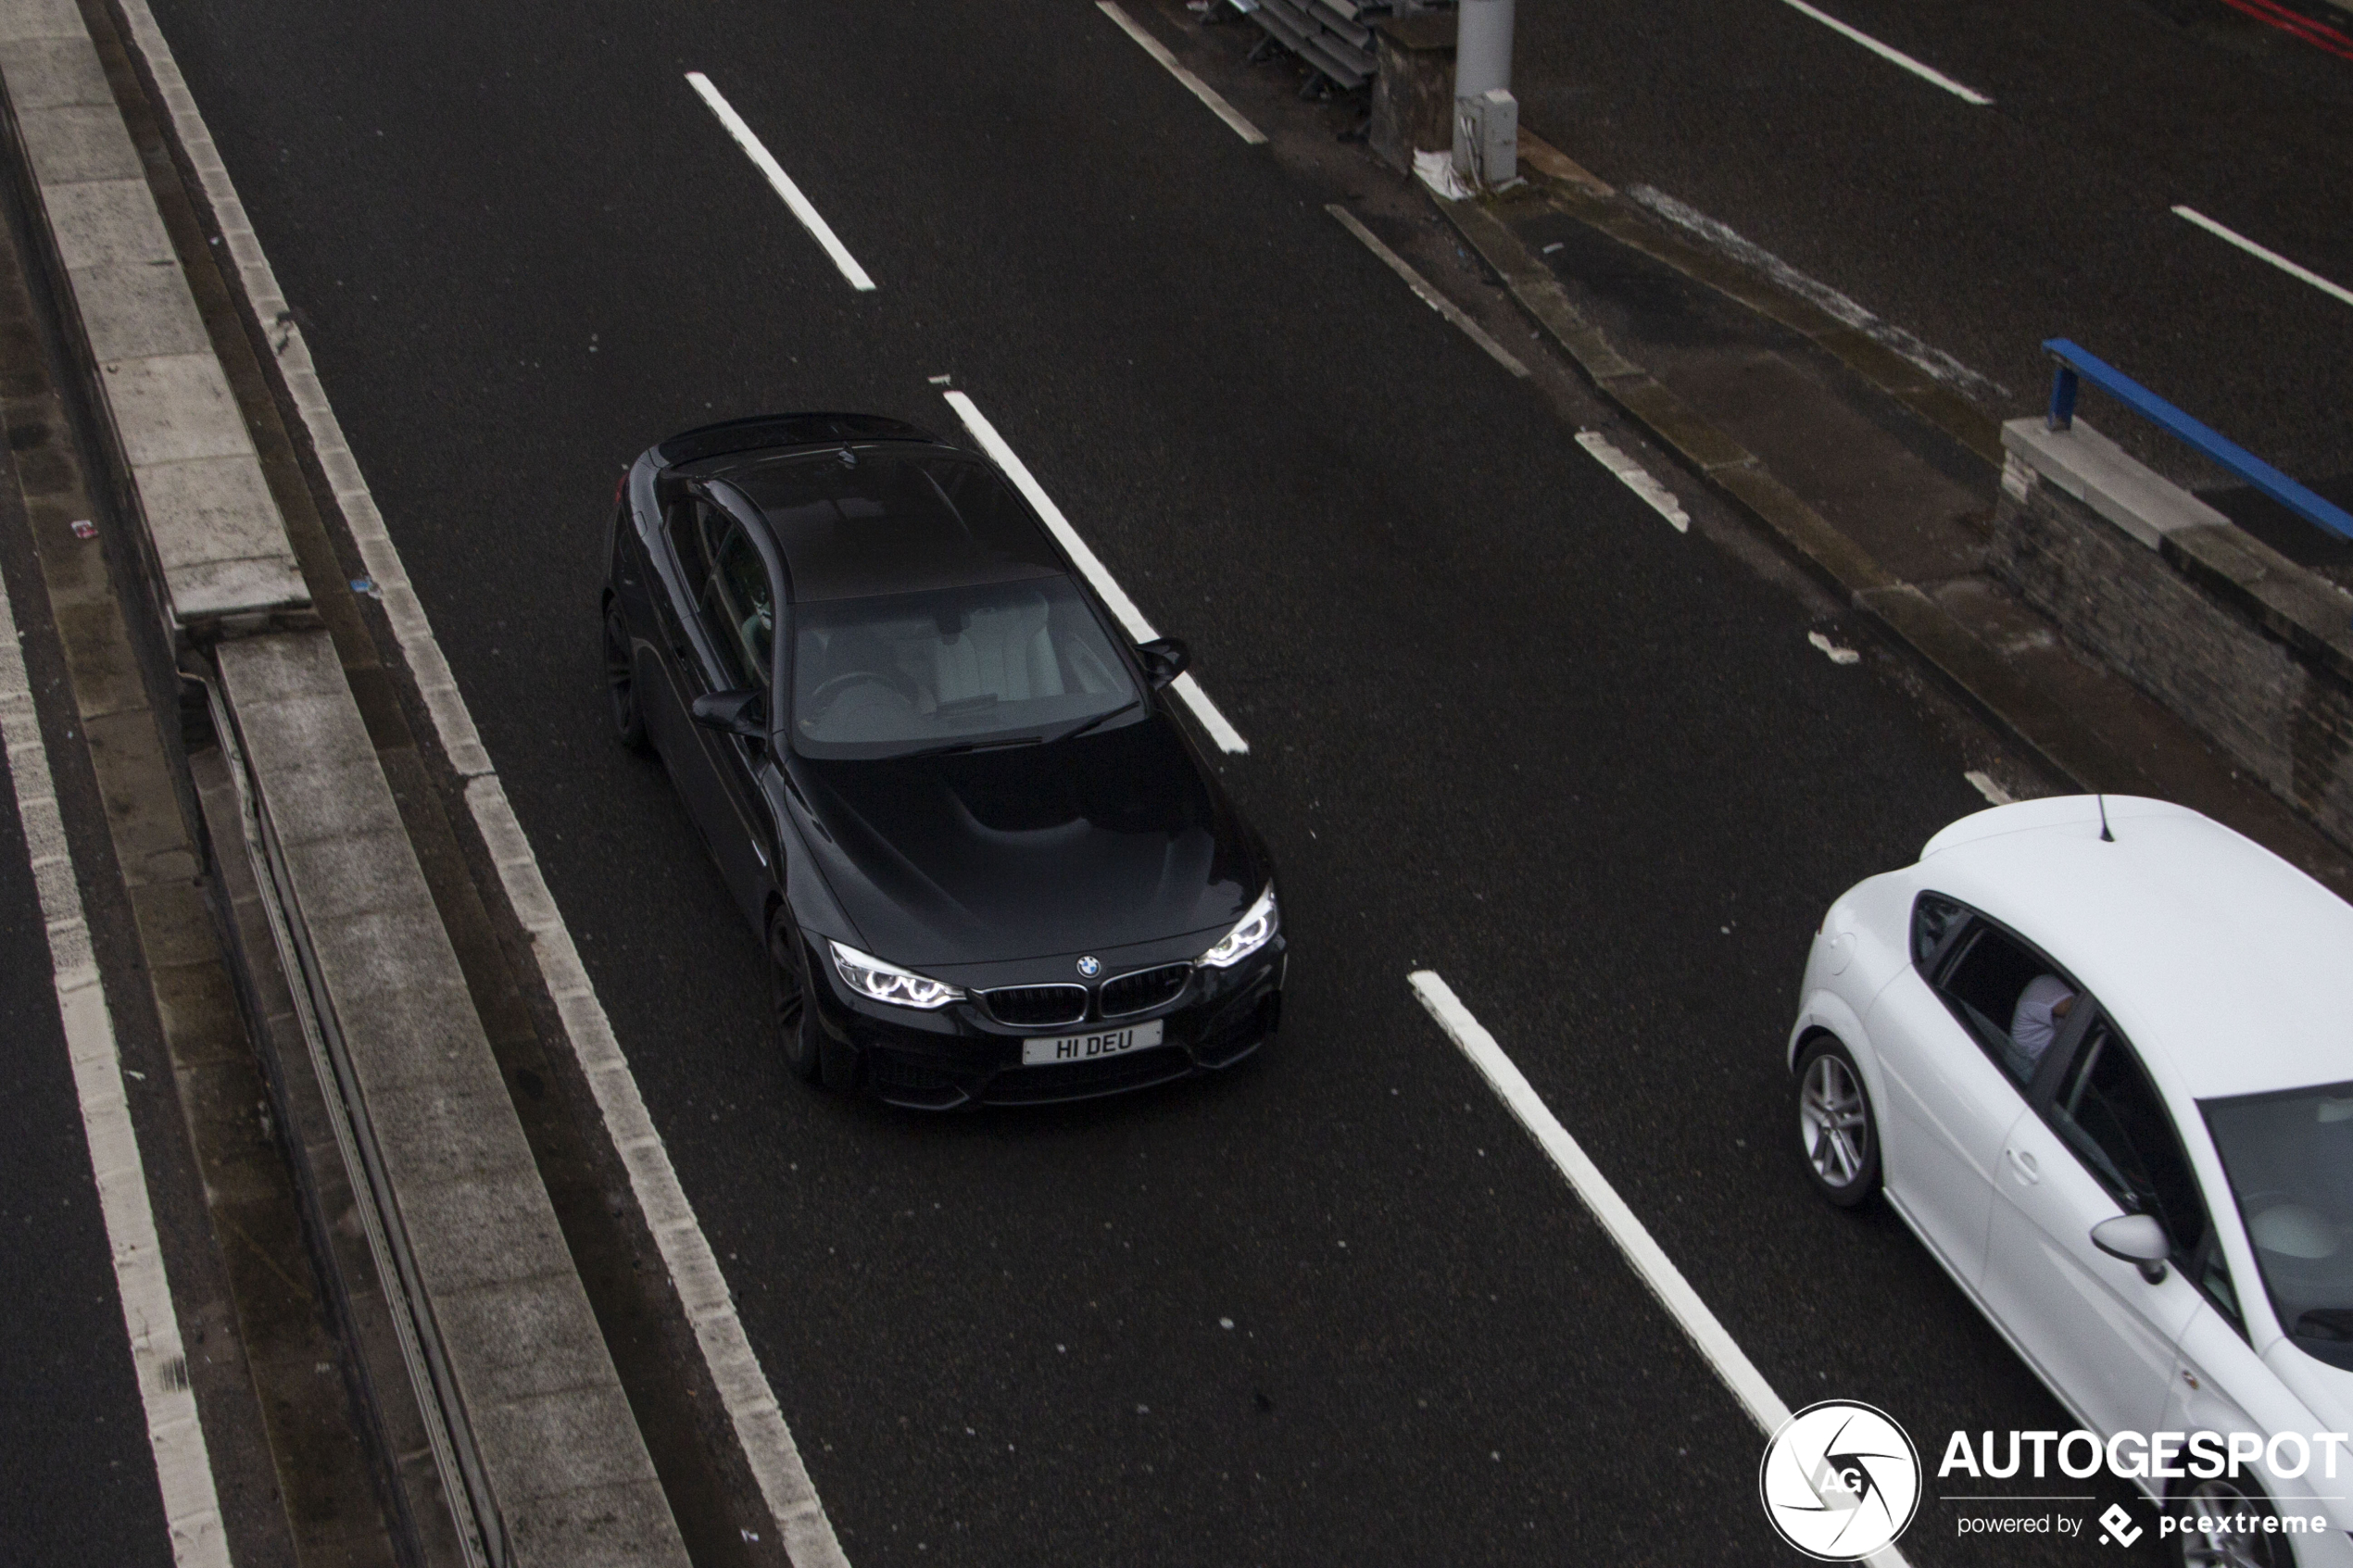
(1452, 0, 1516, 185)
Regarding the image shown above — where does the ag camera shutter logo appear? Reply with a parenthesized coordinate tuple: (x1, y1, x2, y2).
(1759, 1400, 1922, 1561)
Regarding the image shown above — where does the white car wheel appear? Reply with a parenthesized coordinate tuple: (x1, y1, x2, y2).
(1796, 1035, 1881, 1208)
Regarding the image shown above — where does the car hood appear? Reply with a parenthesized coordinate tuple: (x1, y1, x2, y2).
(790, 713, 1261, 967)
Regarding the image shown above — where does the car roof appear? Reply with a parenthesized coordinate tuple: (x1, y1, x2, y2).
(1916, 797, 2353, 1101)
(695, 443, 1068, 603)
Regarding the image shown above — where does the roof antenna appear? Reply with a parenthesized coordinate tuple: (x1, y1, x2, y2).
(2096, 793, 2114, 843)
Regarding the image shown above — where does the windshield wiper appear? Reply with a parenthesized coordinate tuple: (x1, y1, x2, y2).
(1054, 699, 1140, 745)
(893, 734, 1044, 760)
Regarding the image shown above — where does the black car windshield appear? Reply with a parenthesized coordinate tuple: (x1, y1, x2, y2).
(2205, 1081, 2353, 1369)
(790, 575, 1139, 759)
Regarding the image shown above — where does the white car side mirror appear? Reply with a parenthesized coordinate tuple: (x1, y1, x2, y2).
(2091, 1213, 2171, 1285)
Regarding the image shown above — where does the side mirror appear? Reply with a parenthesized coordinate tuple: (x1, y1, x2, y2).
(2091, 1213, 2171, 1284)
(1136, 636, 1189, 690)
(691, 688, 768, 739)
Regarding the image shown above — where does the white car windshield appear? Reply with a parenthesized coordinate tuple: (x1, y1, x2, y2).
(789, 575, 1139, 759)
(2206, 1083, 2353, 1370)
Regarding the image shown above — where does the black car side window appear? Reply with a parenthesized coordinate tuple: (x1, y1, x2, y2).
(1928, 918, 2077, 1090)
(2050, 1022, 2209, 1266)
(703, 522, 774, 693)
(668, 499, 711, 587)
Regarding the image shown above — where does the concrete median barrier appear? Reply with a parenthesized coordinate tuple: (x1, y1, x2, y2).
(0, 0, 694, 1562)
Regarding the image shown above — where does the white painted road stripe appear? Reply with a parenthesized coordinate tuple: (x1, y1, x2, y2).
(1411, 971, 1915, 1568)
(687, 71, 876, 293)
(2172, 206, 2353, 311)
(0, 563, 232, 1567)
(1325, 205, 1531, 379)
(1772, 0, 1993, 105)
(1575, 431, 1689, 532)
(943, 391, 1251, 755)
(118, 8, 848, 1563)
(1097, 2, 1267, 145)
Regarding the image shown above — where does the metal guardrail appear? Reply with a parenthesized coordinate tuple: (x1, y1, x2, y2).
(2044, 337, 2353, 544)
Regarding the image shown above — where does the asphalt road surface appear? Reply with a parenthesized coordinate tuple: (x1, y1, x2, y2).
(132, 0, 2209, 1562)
(1513, 0, 2353, 492)
(0, 690, 173, 1567)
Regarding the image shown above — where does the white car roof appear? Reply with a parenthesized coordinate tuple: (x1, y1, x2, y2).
(1917, 797, 2353, 1101)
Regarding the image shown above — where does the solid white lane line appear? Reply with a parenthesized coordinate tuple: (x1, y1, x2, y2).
(1408, 972, 1800, 1436)
(1097, 2, 1267, 144)
(1575, 431, 1689, 532)
(1325, 205, 1531, 378)
(2172, 206, 2353, 311)
(0, 562, 232, 1568)
(120, 9, 847, 1563)
(943, 392, 1249, 755)
(686, 71, 876, 293)
(1771, 0, 1993, 105)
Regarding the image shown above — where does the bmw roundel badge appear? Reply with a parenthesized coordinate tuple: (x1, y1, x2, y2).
(1076, 956, 1101, 977)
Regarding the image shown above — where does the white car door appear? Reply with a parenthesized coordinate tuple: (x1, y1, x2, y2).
(1982, 1016, 2208, 1437)
(1868, 900, 2046, 1284)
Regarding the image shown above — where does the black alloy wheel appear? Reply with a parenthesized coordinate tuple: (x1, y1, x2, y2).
(1796, 1035, 1881, 1207)
(603, 599, 648, 752)
(770, 910, 859, 1090)
(2176, 1477, 2290, 1568)
(770, 910, 822, 1083)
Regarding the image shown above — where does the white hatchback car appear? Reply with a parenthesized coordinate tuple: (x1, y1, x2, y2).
(1792, 797, 2353, 1567)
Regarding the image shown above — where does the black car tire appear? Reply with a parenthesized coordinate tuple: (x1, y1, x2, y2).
(770, 912, 824, 1085)
(1796, 1035, 1881, 1208)
(2172, 1475, 2290, 1568)
(603, 599, 648, 752)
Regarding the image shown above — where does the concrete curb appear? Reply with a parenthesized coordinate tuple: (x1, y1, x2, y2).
(0, 0, 693, 1562)
(1428, 159, 2201, 803)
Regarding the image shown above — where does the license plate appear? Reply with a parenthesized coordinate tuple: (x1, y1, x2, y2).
(1022, 1019, 1164, 1066)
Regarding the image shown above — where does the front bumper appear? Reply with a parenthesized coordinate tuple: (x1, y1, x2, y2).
(805, 934, 1287, 1110)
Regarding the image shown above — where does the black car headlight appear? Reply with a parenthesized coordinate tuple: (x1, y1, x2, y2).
(828, 940, 966, 1010)
(1196, 884, 1277, 970)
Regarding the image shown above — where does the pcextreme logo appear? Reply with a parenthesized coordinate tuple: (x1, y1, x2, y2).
(1759, 1400, 1924, 1561)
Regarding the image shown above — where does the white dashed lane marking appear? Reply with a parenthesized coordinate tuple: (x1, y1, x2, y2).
(1770, 0, 1993, 105)
(2172, 206, 2353, 311)
(1575, 431, 1689, 532)
(1097, 2, 1266, 145)
(943, 391, 1250, 755)
(1409, 971, 1915, 1568)
(687, 71, 876, 293)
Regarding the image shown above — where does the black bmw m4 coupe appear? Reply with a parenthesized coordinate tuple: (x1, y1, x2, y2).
(601, 413, 1284, 1109)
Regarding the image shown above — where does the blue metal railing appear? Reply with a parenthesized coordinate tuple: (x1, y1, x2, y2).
(2043, 338, 2353, 544)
